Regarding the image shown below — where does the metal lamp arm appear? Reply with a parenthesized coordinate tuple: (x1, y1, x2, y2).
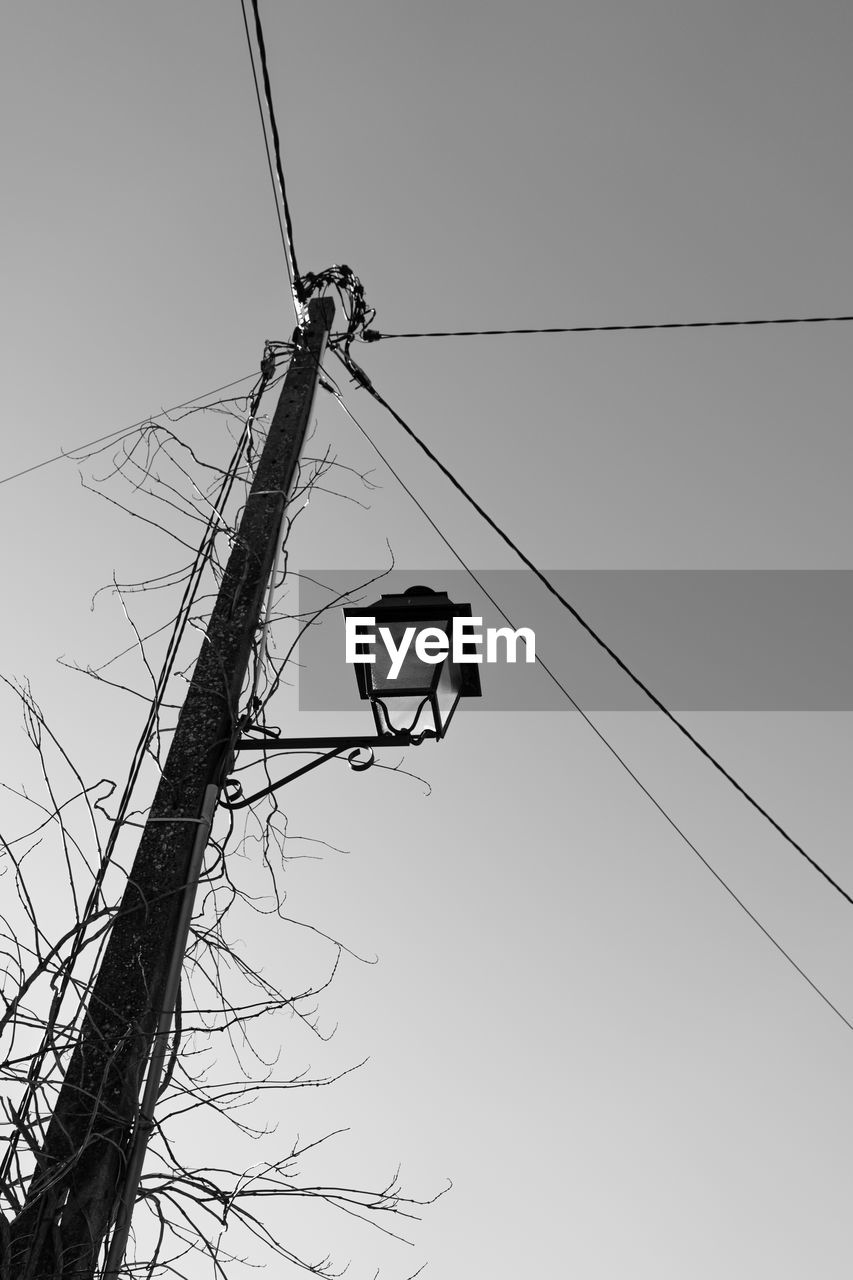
(222, 732, 417, 808)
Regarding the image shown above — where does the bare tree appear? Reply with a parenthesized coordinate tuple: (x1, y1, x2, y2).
(0, 358, 441, 1280)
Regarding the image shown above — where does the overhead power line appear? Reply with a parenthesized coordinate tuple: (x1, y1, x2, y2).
(361, 311, 853, 342)
(325, 369, 853, 1039)
(241, 0, 304, 321)
(238, 0, 293, 306)
(333, 348, 853, 912)
(0, 373, 258, 490)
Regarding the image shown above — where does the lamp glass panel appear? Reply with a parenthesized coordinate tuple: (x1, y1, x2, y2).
(434, 657, 464, 735)
(370, 618, 450, 693)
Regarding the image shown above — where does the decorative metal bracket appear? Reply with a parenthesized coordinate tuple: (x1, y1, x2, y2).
(222, 731, 416, 809)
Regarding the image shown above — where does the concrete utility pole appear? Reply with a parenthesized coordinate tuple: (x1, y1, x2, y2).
(9, 296, 334, 1280)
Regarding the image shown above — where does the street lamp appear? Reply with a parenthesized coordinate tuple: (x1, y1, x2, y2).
(344, 585, 482, 741)
(224, 585, 481, 808)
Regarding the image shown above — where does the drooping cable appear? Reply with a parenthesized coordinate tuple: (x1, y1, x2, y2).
(324, 372, 853, 1037)
(332, 347, 853, 911)
(0, 374, 257, 489)
(362, 312, 853, 342)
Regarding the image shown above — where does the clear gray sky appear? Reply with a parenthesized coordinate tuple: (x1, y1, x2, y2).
(3, 3, 853, 1277)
